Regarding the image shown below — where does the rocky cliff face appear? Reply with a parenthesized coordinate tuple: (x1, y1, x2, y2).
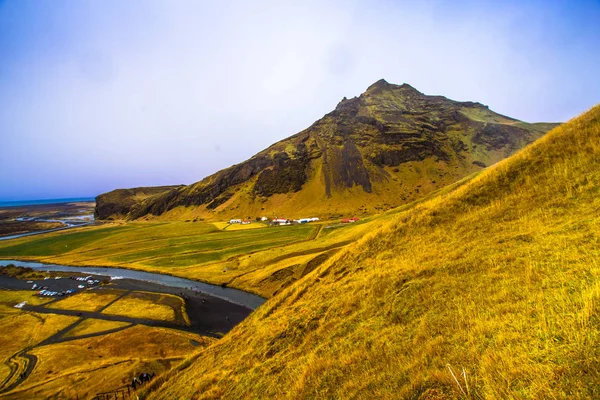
(94, 186, 183, 220)
(96, 80, 559, 220)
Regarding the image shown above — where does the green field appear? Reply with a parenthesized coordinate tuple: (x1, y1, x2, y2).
(0, 225, 133, 257)
(0, 222, 326, 296)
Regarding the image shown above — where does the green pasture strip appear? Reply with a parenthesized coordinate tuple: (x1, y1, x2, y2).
(141, 234, 309, 268)
(102, 225, 315, 263)
(70, 223, 310, 259)
(142, 240, 300, 267)
(69, 222, 221, 252)
(0, 226, 132, 257)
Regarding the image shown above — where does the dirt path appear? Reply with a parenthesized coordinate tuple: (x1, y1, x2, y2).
(0, 352, 38, 394)
(23, 304, 217, 339)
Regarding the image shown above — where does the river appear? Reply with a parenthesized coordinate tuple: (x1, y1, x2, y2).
(0, 259, 266, 310)
(0, 222, 94, 241)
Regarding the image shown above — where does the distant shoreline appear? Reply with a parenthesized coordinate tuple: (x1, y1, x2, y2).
(0, 197, 95, 208)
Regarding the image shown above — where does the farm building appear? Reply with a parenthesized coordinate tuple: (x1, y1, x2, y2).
(229, 219, 242, 224)
(261, 216, 269, 221)
(296, 217, 320, 224)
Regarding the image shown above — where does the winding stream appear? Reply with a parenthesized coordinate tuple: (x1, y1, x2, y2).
(0, 222, 93, 241)
(0, 259, 266, 310)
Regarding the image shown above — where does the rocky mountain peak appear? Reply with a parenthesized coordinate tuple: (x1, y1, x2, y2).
(367, 78, 390, 90)
(95, 80, 558, 221)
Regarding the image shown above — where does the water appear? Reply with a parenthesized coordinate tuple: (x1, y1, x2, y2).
(0, 197, 95, 208)
(2, 209, 95, 242)
(0, 259, 266, 310)
(0, 223, 93, 241)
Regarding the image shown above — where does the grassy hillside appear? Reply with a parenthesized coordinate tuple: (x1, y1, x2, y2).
(149, 105, 600, 399)
(96, 80, 558, 221)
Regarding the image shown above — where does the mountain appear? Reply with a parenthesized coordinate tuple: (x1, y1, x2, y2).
(94, 185, 182, 220)
(148, 105, 600, 398)
(96, 80, 558, 220)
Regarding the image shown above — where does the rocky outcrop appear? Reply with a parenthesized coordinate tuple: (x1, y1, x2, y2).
(94, 186, 182, 220)
(254, 151, 310, 197)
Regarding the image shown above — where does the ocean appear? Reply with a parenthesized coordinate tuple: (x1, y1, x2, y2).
(0, 197, 96, 208)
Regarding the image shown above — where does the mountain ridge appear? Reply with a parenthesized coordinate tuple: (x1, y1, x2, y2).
(95, 80, 559, 220)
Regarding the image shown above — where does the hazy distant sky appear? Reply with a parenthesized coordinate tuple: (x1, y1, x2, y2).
(1, 0, 599, 201)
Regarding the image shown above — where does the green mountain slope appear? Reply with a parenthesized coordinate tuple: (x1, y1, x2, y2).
(96, 80, 558, 221)
(149, 104, 600, 399)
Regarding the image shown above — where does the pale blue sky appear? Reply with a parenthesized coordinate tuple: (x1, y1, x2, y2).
(1, 0, 599, 201)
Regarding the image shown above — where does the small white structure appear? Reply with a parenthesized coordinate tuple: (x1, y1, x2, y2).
(14, 301, 27, 309)
(272, 218, 290, 225)
(229, 219, 242, 224)
(261, 216, 269, 222)
(297, 217, 320, 224)
(241, 220, 251, 225)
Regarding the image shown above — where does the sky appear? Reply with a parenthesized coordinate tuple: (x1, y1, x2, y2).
(0, 0, 599, 201)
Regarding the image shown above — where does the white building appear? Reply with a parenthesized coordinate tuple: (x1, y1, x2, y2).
(229, 219, 242, 224)
(297, 217, 319, 223)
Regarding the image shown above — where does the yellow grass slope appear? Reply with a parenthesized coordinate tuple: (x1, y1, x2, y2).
(3, 326, 213, 400)
(151, 104, 600, 399)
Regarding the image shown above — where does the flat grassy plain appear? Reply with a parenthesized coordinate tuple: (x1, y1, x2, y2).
(0, 219, 384, 297)
(0, 290, 52, 307)
(102, 292, 184, 324)
(148, 106, 600, 399)
(49, 290, 123, 312)
(63, 318, 131, 338)
(102, 297, 174, 321)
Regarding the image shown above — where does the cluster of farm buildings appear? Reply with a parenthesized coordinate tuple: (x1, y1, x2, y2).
(229, 216, 360, 225)
(229, 217, 320, 225)
(270, 217, 320, 226)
